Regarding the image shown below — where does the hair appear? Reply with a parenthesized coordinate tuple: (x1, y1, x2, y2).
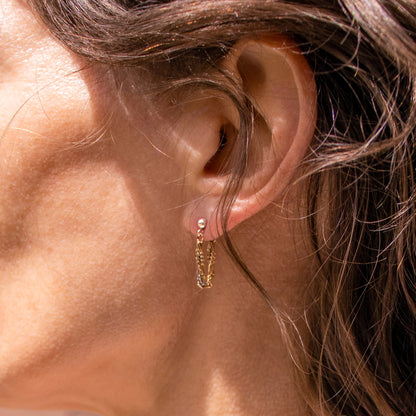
(26, 1, 416, 415)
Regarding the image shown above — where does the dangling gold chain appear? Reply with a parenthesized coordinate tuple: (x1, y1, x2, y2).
(195, 219, 216, 289)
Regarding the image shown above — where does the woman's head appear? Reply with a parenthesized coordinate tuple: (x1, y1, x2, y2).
(0, 1, 415, 415)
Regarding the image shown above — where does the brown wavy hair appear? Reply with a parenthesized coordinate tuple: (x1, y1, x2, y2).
(26, 0, 416, 415)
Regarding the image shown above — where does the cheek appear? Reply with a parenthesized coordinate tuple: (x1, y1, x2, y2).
(0, 150, 185, 405)
(0, 156, 134, 341)
(0, 89, 189, 405)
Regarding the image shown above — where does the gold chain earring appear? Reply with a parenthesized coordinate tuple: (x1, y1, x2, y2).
(195, 218, 216, 289)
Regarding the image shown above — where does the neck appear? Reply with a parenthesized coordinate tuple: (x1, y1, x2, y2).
(83, 265, 308, 416)
(152, 279, 307, 416)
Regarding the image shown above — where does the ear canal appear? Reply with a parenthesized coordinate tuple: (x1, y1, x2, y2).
(204, 123, 237, 176)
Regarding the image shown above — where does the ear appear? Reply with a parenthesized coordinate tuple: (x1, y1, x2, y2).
(177, 35, 317, 240)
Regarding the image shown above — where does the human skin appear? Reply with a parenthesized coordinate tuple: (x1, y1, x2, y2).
(0, 1, 317, 415)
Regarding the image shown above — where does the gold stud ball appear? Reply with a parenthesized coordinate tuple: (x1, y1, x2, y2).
(198, 218, 207, 230)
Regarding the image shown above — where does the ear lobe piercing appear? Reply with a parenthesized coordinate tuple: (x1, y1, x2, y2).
(195, 218, 216, 289)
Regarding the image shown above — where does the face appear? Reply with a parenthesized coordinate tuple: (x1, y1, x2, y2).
(0, 0, 195, 410)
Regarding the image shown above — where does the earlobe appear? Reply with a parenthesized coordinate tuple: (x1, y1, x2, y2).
(182, 35, 317, 241)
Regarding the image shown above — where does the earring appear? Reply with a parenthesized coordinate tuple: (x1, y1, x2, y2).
(195, 218, 216, 289)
